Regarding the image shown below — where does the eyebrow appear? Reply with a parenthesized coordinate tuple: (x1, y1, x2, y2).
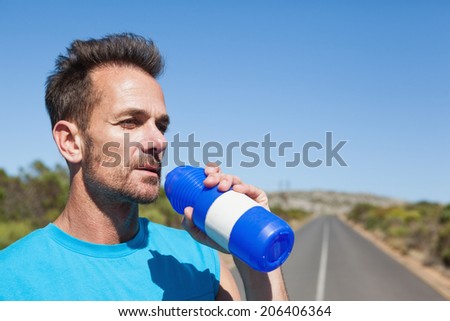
(113, 108, 170, 124)
(113, 108, 150, 120)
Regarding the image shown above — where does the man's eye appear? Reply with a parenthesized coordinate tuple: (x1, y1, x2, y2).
(120, 119, 138, 129)
(156, 123, 168, 134)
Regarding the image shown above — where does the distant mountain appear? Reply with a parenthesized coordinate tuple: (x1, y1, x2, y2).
(268, 190, 405, 216)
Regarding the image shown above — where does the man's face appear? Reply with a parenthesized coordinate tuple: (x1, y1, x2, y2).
(82, 65, 169, 204)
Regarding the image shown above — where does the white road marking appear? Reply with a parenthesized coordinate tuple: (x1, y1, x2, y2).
(315, 219, 330, 301)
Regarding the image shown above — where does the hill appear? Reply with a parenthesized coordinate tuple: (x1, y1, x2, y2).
(268, 190, 405, 215)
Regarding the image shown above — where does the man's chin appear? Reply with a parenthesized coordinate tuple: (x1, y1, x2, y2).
(123, 187, 160, 204)
(137, 194, 159, 204)
(132, 179, 160, 204)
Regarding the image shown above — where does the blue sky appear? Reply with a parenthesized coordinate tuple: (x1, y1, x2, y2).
(0, 0, 449, 203)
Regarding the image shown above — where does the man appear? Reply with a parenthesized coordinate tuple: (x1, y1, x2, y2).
(0, 33, 288, 300)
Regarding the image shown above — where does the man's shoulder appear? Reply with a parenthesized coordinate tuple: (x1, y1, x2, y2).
(0, 226, 51, 264)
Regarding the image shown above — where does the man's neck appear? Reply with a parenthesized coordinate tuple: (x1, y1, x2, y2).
(54, 176, 140, 245)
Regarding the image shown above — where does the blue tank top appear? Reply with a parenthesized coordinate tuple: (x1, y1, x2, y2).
(0, 218, 220, 300)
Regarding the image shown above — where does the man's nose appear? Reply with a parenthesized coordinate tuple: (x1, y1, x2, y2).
(142, 124, 167, 155)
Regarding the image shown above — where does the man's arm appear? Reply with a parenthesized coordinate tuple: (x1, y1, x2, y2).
(215, 258, 241, 300)
(233, 259, 288, 300)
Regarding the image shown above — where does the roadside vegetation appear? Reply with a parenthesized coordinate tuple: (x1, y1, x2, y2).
(347, 202, 450, 268)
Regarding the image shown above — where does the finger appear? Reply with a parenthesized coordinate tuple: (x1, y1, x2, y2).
(233, 183, 270, 210)
(182, 206, 209, 243)
(231, 175, 242, 185)
(204, 163, 221, 175)
(205, 170, 241, 189)
(181, 206, 195, 230)
(183, 206, 194, 221)
(233, 183, 259, 197)
(203, 172, 222, 188)
(217, 174, 234, 192)
(204, 173, 232, 190)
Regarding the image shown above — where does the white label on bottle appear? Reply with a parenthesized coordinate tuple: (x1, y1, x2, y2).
(204, 190, 261, 251)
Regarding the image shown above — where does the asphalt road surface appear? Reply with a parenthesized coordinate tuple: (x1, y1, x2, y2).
(233, 215, 446, 300)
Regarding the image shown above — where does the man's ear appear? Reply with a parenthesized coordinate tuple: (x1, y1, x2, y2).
(52, 121, 84, 164)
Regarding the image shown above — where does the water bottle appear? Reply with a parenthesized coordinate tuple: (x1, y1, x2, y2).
(164, 165, 295, 272)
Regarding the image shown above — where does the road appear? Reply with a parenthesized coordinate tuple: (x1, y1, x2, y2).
(233, 215, 445, 300)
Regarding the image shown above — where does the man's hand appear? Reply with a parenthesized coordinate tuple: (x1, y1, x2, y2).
(204, 164, 270, 210)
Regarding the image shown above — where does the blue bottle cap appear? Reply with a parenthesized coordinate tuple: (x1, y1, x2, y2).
(228, 206, 295, 272)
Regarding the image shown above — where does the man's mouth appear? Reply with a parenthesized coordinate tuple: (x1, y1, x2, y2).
(136, 164, 161, 175)
(133, 155, 162, 177)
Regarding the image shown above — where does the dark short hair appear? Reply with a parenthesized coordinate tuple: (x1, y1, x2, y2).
(45, 33, 164, 132)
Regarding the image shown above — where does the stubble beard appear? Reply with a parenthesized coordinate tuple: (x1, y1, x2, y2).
(82, 135, 161, 205)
